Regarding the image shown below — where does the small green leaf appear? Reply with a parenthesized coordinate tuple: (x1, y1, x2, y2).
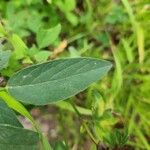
(27, 45, 39, 57)
(7, 57, 112, 105)
(92, 90, 105, 116)
(0, 124, 39, 150)
(27, 12, 43, 33)
(122, 38, 134, 63)
(66, 12, 78, 26)
(0, 50, 11, 71)
(37, 24, 61, 49)
(54, 0, 76, 12)
(9, 34, 27, 59)
(64, 0, 76, 12)
(34, 51, 52, 62)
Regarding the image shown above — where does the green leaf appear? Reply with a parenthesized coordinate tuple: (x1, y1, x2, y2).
(0, 96, 40, 150)
(7, 57, 112, 105)
(52, 141, 69, 150)
(0, 98, 22, 127)
(105, 5, 127, 25)
(54, 0, 76, 12)
(27, 12, 43, 33)
(34, 51, 52, 62)
(64, 0, 76, 12)
(122, 38, 134, 63)
(41, 134, 53, 150)
(0, 23, 7, 37)
(0, 91, 37, 127)
(36, 24, 61, 49)
(66, 12, 78, 26)
(0, 124, 39, 150)
(9, 34, 27, 59)
(0, 50, 11, 71)
(27, 45, 39, 57)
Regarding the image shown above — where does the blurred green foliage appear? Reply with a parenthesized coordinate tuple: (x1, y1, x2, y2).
(0, 0, 150, 149)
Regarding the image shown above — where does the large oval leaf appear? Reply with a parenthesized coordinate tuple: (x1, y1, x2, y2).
(7, 58, 112, 105)
(0, 124, 39, 150)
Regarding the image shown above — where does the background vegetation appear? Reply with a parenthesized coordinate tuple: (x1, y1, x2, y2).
(0, 0, 150, 149)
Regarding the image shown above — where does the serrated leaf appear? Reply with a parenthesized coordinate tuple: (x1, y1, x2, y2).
(37, 24, 61, 49)
(0, 50, 11, 71)
(0, 98, 22, 127)
(0, 124, 39, 150)
(7, 57, 112, 105)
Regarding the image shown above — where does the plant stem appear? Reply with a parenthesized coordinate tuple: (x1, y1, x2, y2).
(82, 122, 98, 145)
(70, 101, 98, 145)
